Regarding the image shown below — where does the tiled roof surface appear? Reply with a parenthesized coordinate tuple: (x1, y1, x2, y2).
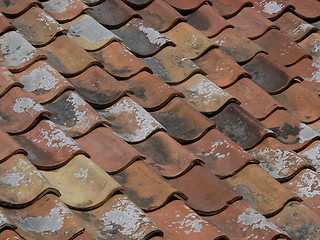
(0, 0, 319, 239)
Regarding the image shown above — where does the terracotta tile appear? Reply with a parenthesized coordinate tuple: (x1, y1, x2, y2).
(68, 66, 130, 108)
(173, 74, 237, 114)
(98, 97, 165, 142)
(0, 209, 16, 230)
(204, 200, 289, 239)
(163, 0, 209, 12)
(0, 65, 21, 97)
(309, 120, 320, 134)
(0, 87, 49, 134)
(14, 61, 74, 103)
(273, 83, 320, 124)
(0, 154, 59, 207)
(251, 0, 293, 20)
(0, 128, 25, 163)
(123, 71, 183, 111)
(298, 32, 320, 63)
(123, 0, 153, 8)
(299, 141, 320, 173)
(3, 194, 84, 239)
(42, 0, 88, 22)
(0, 31, 45, 72)
(254, 29, 311, 66)
(211, 0, 252, 18)
(0, 230, 23, 240)
(211, 28, 265, 64)
(71, 194, 161, 239)
(274, 12, 318, 42)
(132, 131, 202, 178)
(289, 0, 320, 20)
(269, 201, 320, 239)
(261, 110, 319, 151)
(150, 98, 215, 142)
(169, 165, 241, 214)
(13, 120, 87, 169)
(185, 129, 257, 178)
(0, 0, 41, 16)
(147, 200, 228, 240)
(40, 155, 121, 210)
(225, 78, 285, 120)
(186, 4, 233, 38)
(137, 0, 185, 32)
(44, 91, 108, 138)
(76, 127, 143, 173)
(228, 7, 279, 39)
(141, 46, 203, 84)
(243, 53, 300, 94)
(112, 19, 173, 57)
(62, 14, 120, 51)
(87, 0, 140, 28)
(248, 137, 311, 180)
(0, 13, 15, 34)
(10, 6, 64, 46)
(163, 22, 218, 60)
(224, 164, 300, 216)
(210, 103, 276, 149)
(112, 161, 186, 211)
(91, 41, 150, 79)
(193, 48, 250, 88)
(39, 35, 101, 76)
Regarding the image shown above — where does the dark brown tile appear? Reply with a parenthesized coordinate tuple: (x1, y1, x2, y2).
(298, 32, 320, 63)
(0, 0, 41, 16)
(132, 131, 202, 178)
(150, 98, 215, 143)
(0, 65, 21, 97)
(251, 0, 293, 20)
(163, 0, 209, 12)
(211, 0, 252, 18)
(0, 13, 15, 34)
(185, 129, 257, 178)
(13, 120, 87, 169)
(299, 141, 320, 173)
(193, 48, 250, 88)
(210, 103, 276, 149)
(75, 127, 143, 173)
(169, 165, 241, 214)
(44, 91, 108, 138)
(0, 128, 25, 163)
(289, 0, 320, 20)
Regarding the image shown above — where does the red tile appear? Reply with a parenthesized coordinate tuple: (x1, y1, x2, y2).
(211, 0, 253, 18)
(251, 0, 293, 20)
(0, 230, 24, 240)
(299, 33, 320, 63)
(299, 141, 320, 173)
(123, 0, 153, 8)
(289, 0, 320, 20)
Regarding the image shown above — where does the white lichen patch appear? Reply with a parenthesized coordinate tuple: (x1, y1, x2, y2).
(12, 97, 44, 114)
(73, 167, 89, 181)
(298, 123, 319, 144)
(135, 22, 168, 46)
(99, 196, 157, 239)
(300, 145, 320, 170)
(288, 170, 320, 199)
(43, 0, 75, 13)
(304, 61, 320, 83)
(257, 0, 285, 15)
(36, 11, 63, 31)
(292, 23, 313, 35)
(0, 211, 10, 225)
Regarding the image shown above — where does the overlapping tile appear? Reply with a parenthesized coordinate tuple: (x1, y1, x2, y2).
(163, 0, 209, 12)
(0, 229, 23, 239)
(0, 13, 15, 34)
(251, 0, 293, 20)
(299, 141, 320, 173)
(123, 0, 154, 8)
(0, 65, 21, 97)
(298, 32, 320, 63)
(0, 129, 26, 163)
(211, 0, 253, 18)
(0, 0, 41, 16)
(289, 0, 320, 20)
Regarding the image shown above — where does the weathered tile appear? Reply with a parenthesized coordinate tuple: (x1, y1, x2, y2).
(163, 22, 218, 59)
(76, 127, 143, 173)
(0, 31, 45, 72)
(186, 4, 233, 38)
(309, 120, 320, 134)
(141, 46, 203, 84)
(98, 97, 165, 142)
(185, 129, 257, 178)
(0, 87, 49, 134)
(289, 0, 320, 20)
(0, 154, 59, 207)
(147, 200, 228, 240)
(87, 0, 140, 28)
(0, 230, 23, 240)
(0, 13, 15, 34)
(44, 91, 108, 138)
(3, 194, 84, 240)
(13, 120, 87, 169)
(248, 137, 311, 180)
(132, 131, 202, 178)
(137, 0, 185, 32)
(274, 12, 318, 42)
(204, 200, 289, 239)
(0, 0, 41, 16)
(0, 128, 25, 163)
(14, 61, 74, 103)
(193, 48, 250, 87)
(211, 28, 265, 63)
(71, 194, 161, 239)
(254, 29, 311, 66)
(261, 110, 319, 151)
(62, 14, 120, 51)
(39, 35, 101, 76)
(150, 98, 215, 142)
(123, 71, 182, 111)
(40, 155, 121, 210)
(42, 0, 88, 22)
(211, 0, 252, 17)
(251, 0, 293, 20)
(299, 33, 320, 63)
(91, 41, 150, 79)
(10, 6, 64, 46)
(210, 103, 276, 149)
(299, 141, 320, 173)
(112, 161, 186, 211)
(0, 65, 21, 97)
(269, 201, 320, 239)
(68, 66, 130, 108)
(112, 19, 173, 57)
(225, 78, 285, 120)
(169, 165, 241, 214)
(224, 164, 300, 216)
(173, 74, 237, 114)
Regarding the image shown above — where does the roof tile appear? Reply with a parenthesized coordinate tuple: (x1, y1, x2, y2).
(0, 230, 23, 239)
(122, 0, 153, 8)
(251, 0, 293, 20)
(0, 128, 26, 163)
(0, 65, 21, 97)
(211, 0, 253, 18)
(299, 141, 320, 173)
(0, 0, 41, 16)
(0, 13, 15, 34)
(289, 0, 320, 20)
(298, 32, 320, 63)
(163, 0, 209, 12)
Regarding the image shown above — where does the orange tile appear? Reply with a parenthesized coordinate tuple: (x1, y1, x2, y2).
(0, 230, 23, 240)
